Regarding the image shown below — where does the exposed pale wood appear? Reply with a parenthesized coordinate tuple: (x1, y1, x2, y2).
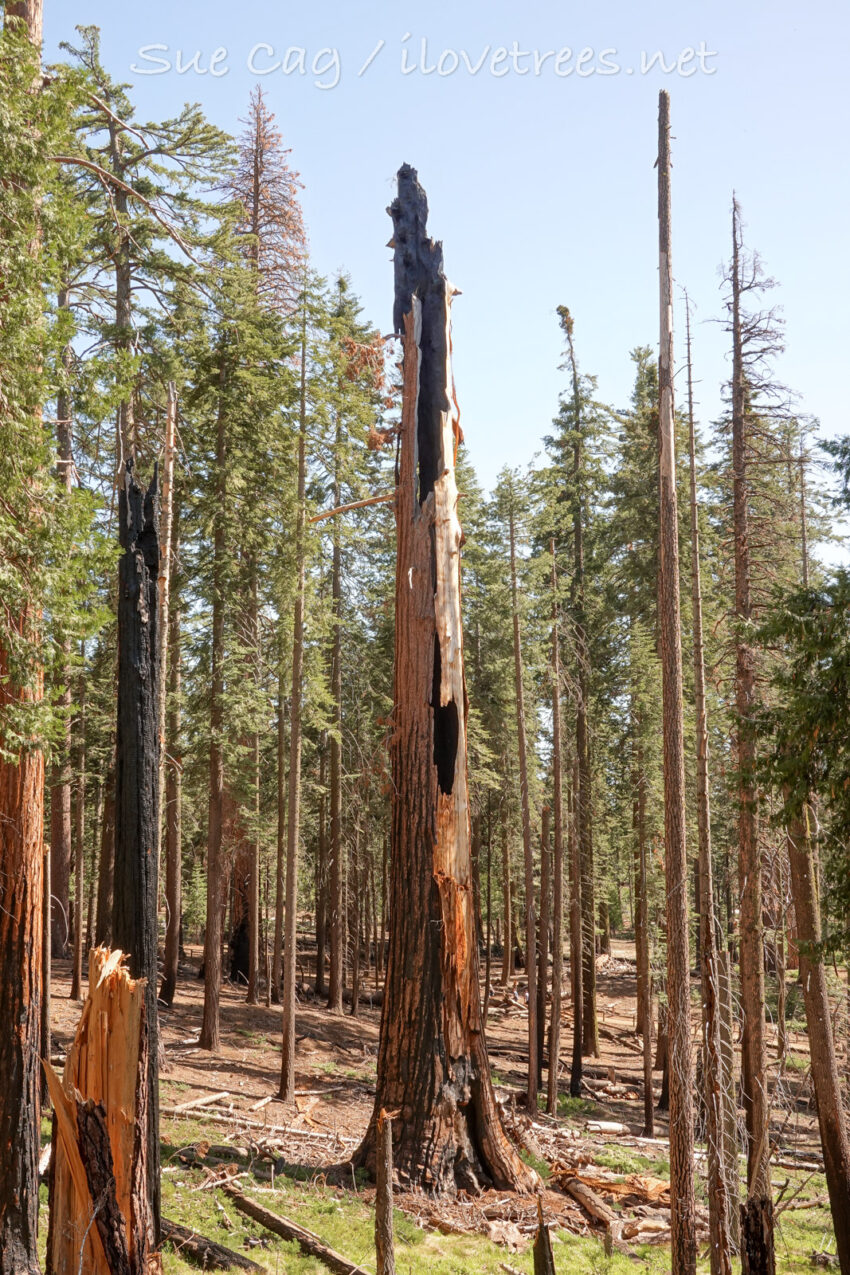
(309, 492, 394, 523)
(46, 947, 158, 1274)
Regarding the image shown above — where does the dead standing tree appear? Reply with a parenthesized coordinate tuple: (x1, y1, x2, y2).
(356, 165, 535, 1193)
(113, 460, 161, 1240)
(656, 91, 697, 1275)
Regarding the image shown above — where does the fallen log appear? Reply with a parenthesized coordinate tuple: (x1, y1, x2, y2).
(160, 1218, 264, 1271)
(559, 1177, 618, 1230)
(220, 1184, 369, 1275)
(169, 1090, 231, 1114)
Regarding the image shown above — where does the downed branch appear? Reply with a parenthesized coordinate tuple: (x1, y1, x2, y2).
(160, 1218, 264, 1271)
(220, 1184, 369, 1275)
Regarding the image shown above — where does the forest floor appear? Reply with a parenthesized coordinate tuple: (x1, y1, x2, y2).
(43, 937, 837, 1273)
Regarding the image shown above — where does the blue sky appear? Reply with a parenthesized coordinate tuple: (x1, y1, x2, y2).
(44, 0, 849, 496)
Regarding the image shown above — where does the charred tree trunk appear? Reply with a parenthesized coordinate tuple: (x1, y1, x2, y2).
(731, 196, 774, 1269)
(356, 166, 535, 1194)
(113, 460, 161, 1239)
(657, 92, 697, 1275)
(508, 499, 538, 1110)
(280, 303, 308, 1100)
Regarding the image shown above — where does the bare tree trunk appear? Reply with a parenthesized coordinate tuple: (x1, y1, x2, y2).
(350, 823, 361, 1019)
(356, 166, 535, 1194)
(160, 500, 182, 1008)
(547, 543, 564, 1115)
(247, 567, 261, 1006)
(201, 369, 228, 1054)
(634, 744, 654, 1137)
(272, 651, 286, 1004)
(375, 1111, 396, 1275)
(328, 429, 344, 1013)
(775, 848, 787, 1062)
(718, 946, 741, 1251)
(559, 309, 598, 1060)
(569, 759, 583, 1096)
(113, 461, 161, 1239)
(537, 805, 551, 1087)
(94, 758, 115, 945)
(730, 196, 774, 1269)
(656, 92, 696, 1275)
(685, 297, 733, 1275)
(508, 500, 538, 1111)
(785, 806, 850, 1270)
(315, 735, 328, 996)
(484, 805, 493, 1021)
(70, 671, 85, 1002)
(280, 304, 308, 1101)
(500, 801, 512, 986)
(156, 383, 176, 895)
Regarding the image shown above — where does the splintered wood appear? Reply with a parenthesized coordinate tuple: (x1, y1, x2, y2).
(46, 947, 160, 1274)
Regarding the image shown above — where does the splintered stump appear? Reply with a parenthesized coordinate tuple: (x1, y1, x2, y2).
(354, 164, 535, 1195)
(46, 948, 160, 1274)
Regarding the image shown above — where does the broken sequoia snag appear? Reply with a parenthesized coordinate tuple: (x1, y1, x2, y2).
(355, 164, 535, 1195)
(46, 947, 159, 1274)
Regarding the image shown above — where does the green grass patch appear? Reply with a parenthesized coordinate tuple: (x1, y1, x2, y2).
(593, 1147, 670, 1178)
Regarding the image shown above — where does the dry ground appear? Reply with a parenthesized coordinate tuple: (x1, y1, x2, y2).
(44, 935, 834, 1271)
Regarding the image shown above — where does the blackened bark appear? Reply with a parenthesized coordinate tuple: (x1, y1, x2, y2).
(356, 165, 535, 1194)
(113, 460, 161, 1239)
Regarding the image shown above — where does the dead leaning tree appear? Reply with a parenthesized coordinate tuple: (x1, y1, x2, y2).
(355, 164, 536, 1194)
